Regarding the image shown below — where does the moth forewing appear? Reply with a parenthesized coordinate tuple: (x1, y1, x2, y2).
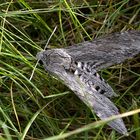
(39, 55, 128, 134)
(65, 30, 140, 71)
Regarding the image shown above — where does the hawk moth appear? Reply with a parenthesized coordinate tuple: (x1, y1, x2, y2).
(37, 30, 140, 135)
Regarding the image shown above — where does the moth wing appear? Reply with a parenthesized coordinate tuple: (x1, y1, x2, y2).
(90, 93, 128, 135)
(66, 30, 140, 71)
(75, 78, 128, 135)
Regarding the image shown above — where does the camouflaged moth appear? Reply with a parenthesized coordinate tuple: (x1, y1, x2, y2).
(37, 30, 140, 135)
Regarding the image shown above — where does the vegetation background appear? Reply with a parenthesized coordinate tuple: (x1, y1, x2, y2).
(0, 0, 140, 139)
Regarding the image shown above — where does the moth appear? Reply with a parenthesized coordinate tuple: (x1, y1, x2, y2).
(37, 30, 140, 135)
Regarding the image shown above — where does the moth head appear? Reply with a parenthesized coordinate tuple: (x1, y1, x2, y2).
(36, 49, 72, 73)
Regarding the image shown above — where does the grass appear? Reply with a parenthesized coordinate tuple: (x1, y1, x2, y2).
(0, 0, 140, 139)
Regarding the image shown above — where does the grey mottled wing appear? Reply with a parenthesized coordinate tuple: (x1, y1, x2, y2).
(65, 30, 140, 71)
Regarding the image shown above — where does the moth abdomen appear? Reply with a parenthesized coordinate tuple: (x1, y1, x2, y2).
(70, 61, 118, 98)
